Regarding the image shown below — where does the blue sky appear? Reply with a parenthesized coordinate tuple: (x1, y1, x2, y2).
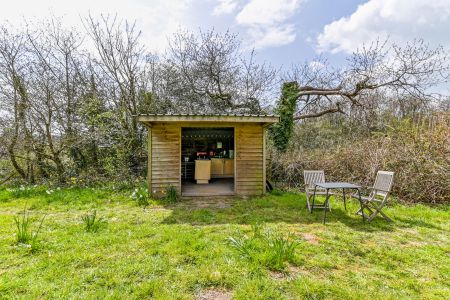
(1, 0, 450, 83)
(187, 0, 368, 68)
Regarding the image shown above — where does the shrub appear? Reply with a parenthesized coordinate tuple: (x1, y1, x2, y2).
(82, 210, 105, 233)
(270, 117, 450, 203)
(131, 186, 149, 207)
(14, 206, 46, 252)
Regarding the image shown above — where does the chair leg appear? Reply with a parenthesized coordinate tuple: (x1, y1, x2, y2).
(311, 188, 317, 213)
(377, 210, 392, 222)
(357, 201, 373, 217)
(367, 202, 392, 222)
(306, 194, 311, 212)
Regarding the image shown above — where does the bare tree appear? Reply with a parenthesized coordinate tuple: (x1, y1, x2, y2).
(0, 25, 34, 181)
(286, 39, 450, 120)
(83, 14, 156, 174)
(24, 19, 88, 182)
(162, 29, 277, 113)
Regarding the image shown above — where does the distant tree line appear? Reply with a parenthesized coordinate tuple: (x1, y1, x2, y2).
(0, 16, 276, 184)
(0, 15, 449, 196)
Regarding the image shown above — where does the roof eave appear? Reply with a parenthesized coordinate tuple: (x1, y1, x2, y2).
(136, 114, 279, 124)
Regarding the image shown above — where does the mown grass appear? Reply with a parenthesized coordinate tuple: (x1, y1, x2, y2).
(0, 185, 449, 299)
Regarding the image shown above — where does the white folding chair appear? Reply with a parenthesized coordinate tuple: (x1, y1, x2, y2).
(356, 171, 394, 221)
(303, 170, 330, 212)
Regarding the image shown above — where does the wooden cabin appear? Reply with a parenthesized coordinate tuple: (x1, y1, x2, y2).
(137, 114, 279, 197)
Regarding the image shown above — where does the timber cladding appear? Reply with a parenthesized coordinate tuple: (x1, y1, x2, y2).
(235, 124, 264, 195)
(142, 118, 275, 198)
(149, 123, 181, 197)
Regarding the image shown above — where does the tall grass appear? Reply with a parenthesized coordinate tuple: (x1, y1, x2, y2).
(164, 185, 178, 203)
(228, 224, 299, 271)
(266, 235, 298, 270)
(14, 206, 46, 252)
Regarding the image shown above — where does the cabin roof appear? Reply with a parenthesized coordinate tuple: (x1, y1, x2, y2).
(137, 113, 279, 125)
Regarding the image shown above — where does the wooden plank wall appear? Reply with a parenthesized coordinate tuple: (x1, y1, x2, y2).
(235, 124, 264, 195)
(150, 123, 180, 197)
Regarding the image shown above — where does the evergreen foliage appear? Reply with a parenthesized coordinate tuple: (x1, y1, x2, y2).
(270, 82, 299, 152)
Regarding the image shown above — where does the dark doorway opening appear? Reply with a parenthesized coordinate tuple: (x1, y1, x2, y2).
(181, 127, 235, 196)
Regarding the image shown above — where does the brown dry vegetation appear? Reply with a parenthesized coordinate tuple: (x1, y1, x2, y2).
(270, 114, 450, 204)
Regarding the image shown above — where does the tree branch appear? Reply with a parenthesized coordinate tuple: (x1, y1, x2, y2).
(294, 105, 344, 120)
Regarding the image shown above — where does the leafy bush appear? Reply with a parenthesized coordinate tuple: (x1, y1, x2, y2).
(131, 186, 149, 207)
(14, 206, 46, 252)
(82, 210, 105, 233)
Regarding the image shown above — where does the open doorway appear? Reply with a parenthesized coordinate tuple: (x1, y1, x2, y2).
(181, 127, 235, 196)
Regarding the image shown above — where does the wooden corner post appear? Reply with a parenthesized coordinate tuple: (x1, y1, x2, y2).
(147, 127, 152, 195)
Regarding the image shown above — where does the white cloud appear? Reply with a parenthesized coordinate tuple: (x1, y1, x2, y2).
(308, 60, 325, 70)
(212, 0, 238, 16)
(247, 24, 296, 49)
(0, 0, 193, 53)
(236, 0, 302, 49)
(317, 0, 450, 54)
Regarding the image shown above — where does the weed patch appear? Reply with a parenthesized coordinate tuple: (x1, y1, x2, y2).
(82, 210, 105, 232)
(131, 186, 149, 207)
(228, 224, 299, 271)
(13, 205, 46, 252)
(164, 185, 178, 203)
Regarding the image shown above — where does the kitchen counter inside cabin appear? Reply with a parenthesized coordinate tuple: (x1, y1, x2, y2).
(211, 158, 234, 178)
(194, 160, 211, 184)
(194, 158, 234, 184)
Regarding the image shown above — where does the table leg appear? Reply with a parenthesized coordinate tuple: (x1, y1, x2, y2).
(311, 185, 317, 213)
(323, 189, 330, 224)
(357, 188, 365, 222)
(343, 188, 347, 211)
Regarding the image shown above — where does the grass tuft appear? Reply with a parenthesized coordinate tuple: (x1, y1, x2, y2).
(265, 234, 298, 271)
(82, 210, 105, 232)
(13, 205, 46, 252)
(164, 185, 178, 203)
(228, 224, 299, 271)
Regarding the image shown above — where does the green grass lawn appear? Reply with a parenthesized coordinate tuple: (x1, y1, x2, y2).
(0, 186, 449, 299)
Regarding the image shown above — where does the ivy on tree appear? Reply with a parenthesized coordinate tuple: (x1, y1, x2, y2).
(270, 82, 299, 152)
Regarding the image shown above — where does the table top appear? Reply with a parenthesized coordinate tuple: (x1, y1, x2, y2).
(314, 182, 361, 189)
